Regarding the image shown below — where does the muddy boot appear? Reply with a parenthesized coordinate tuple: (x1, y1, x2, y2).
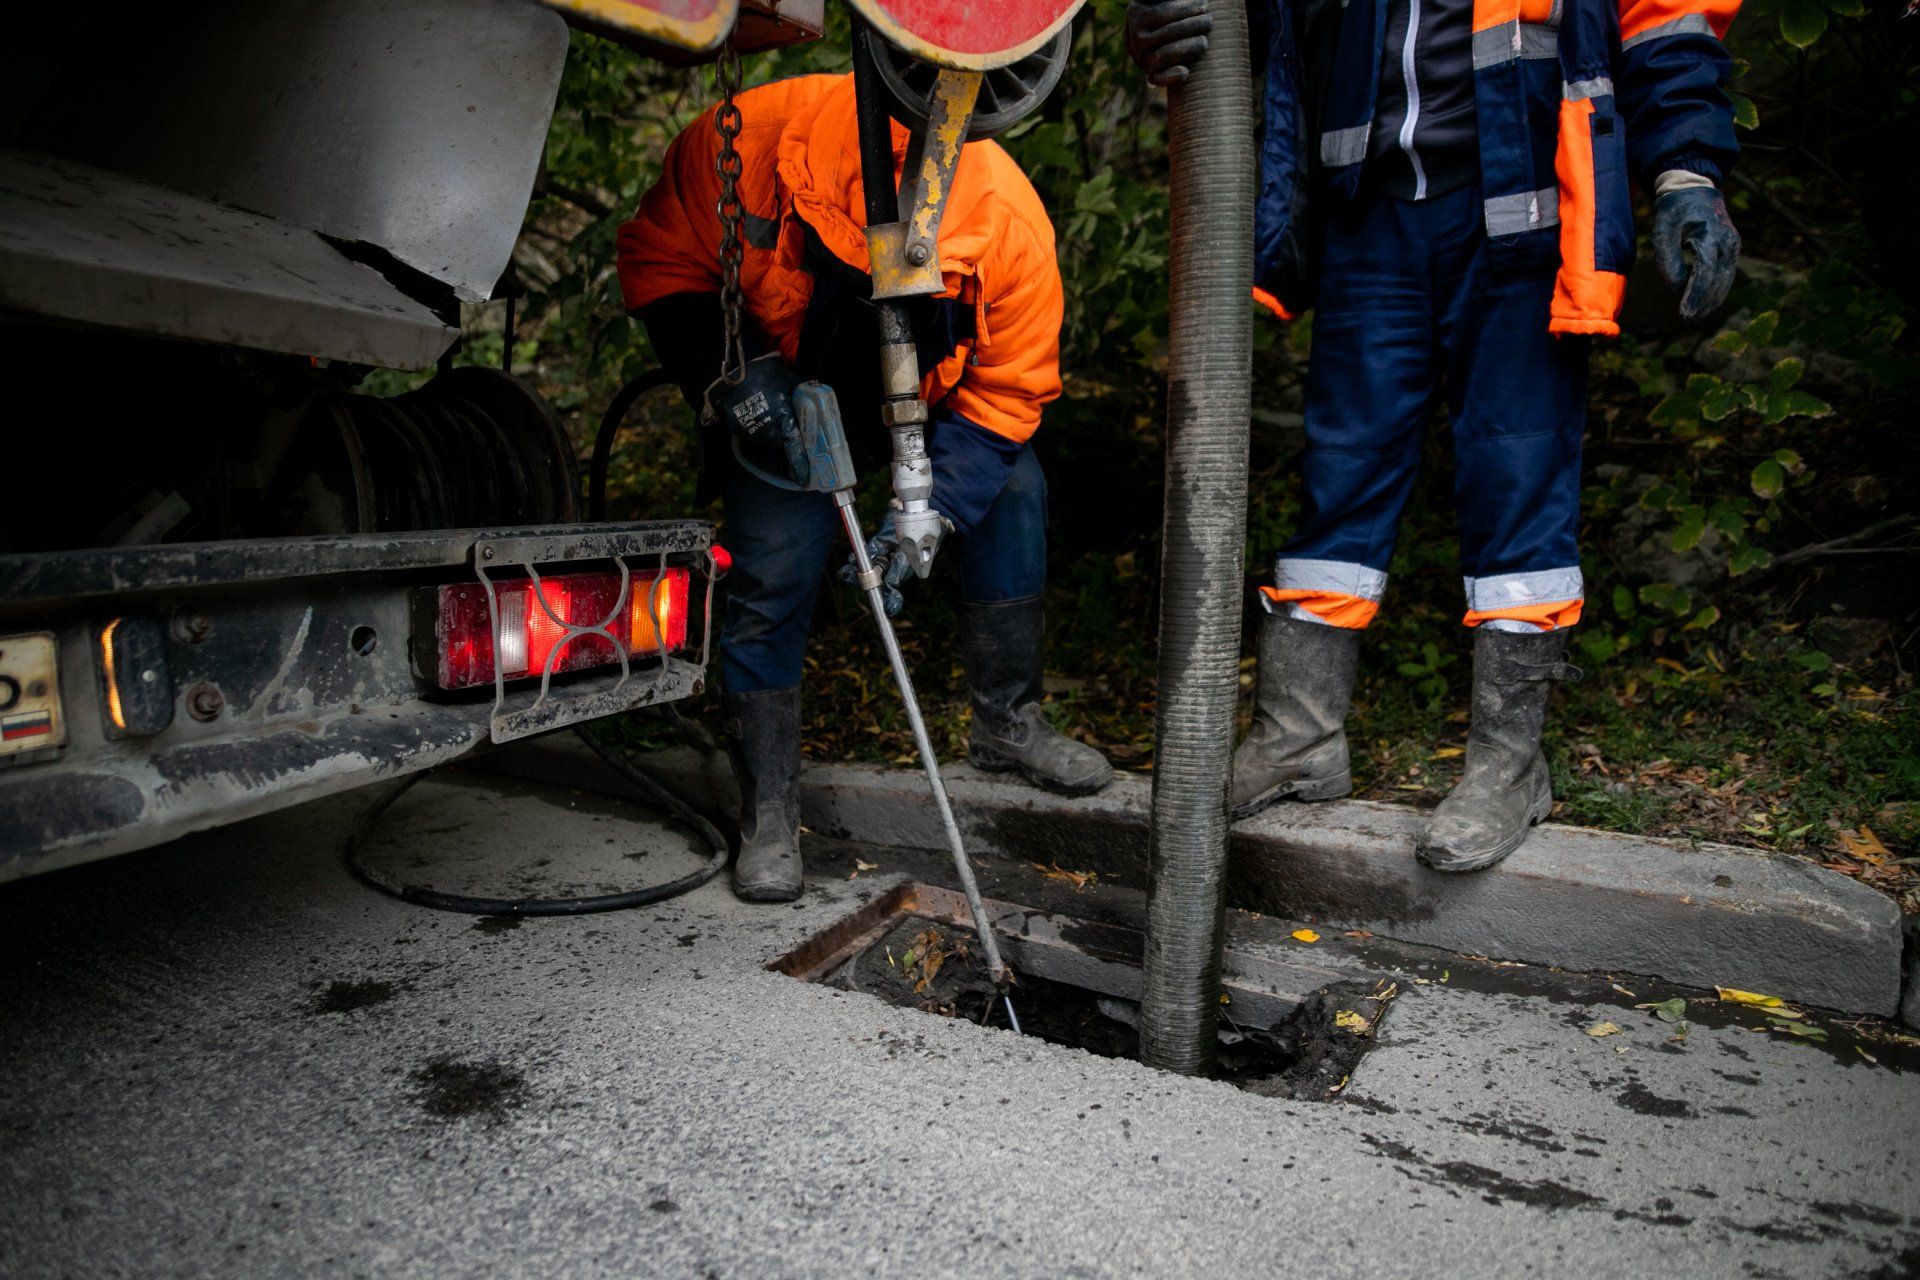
(722, 687, 804, 902)
(1230, 611, 1361, 819)
(960, 597, 1114, 797)
(1417, 627, 1581, 874)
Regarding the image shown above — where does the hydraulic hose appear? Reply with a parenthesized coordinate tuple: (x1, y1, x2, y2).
(1138, 0, 1256, 1076)
(345, 724, 730, 916)
(589, 367, 678, 521)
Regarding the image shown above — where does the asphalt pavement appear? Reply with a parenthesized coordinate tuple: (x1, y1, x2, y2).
(1, 766, 1914, 1279)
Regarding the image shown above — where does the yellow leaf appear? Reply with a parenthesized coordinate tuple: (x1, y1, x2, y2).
(1716, 987, 1786, 1008)
(1335, 1010, 1368, 1032)
(1432, 746, 1465, 759)
(1587, 1021, 1624, 1037)
(1839, 828, 1890, 864)
(1291, 928, 1321, 943)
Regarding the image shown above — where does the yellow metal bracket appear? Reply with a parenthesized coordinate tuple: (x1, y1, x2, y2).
(865, 68, 982, 301)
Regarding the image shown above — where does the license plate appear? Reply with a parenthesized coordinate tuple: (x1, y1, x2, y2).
(0, 632, 65, 758)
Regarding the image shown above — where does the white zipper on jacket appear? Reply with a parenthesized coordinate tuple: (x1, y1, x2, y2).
(1397, 0, 1430, 199)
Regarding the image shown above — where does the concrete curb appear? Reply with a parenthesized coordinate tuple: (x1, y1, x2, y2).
(474, 737, 1908, 1017)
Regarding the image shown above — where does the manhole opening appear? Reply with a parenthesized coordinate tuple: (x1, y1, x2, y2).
(774, 883, 1390, 1100)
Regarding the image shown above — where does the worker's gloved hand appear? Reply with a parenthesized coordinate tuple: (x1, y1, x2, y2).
(1651, 185, 1741, 323)
(1126, 0, 1213, 86)
(840, 508, 924, 618)
(705, 354, 811, 487)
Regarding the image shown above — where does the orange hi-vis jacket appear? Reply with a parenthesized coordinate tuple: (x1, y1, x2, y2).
(617, 74, 1064, 447)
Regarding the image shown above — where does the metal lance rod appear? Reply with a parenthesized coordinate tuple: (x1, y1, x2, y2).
(1138, 0, 1255, 1076)
(835, 494, 1021, 1034)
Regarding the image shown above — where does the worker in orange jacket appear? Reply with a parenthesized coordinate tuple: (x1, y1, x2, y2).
(619, 73, 1112, 903)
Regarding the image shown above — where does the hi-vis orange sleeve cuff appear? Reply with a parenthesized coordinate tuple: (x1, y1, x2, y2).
(1462, 599, 1585, 630)
(1261, 587, 1379, 630)
(1251, 287, 1294, 321)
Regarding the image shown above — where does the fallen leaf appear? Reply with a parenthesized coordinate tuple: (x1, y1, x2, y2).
(1716, 987, 1787, 1009)
(1343, 930, 1374, 940)
(1587, 1021, 1624, 1037)
(1767, 1017, 1829, 1043)
(1432, 746, 1465, 759)
(1291, 928, 1321, 944)
(848, 858, 879, 880)
(1636, 997, 1688, 1024)
(1611, 983, 1638, 998)
(1855, 1046, 1879, 1065)
(1030, 862, 1098, 891)
(1335, 1010, 1369, 1033)
(1840, 828, 1891, 865)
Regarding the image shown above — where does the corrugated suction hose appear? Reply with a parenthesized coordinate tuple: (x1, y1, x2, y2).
(1138, 0, 1256, 1076)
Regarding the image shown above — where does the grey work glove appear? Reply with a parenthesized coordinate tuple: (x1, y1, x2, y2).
(1651, 185, 1741, 323)
(839, 507, 921, 618)
(1127, 0, 1214, 86)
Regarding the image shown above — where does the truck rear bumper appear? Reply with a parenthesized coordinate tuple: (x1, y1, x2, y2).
(0, 522, 713, 884)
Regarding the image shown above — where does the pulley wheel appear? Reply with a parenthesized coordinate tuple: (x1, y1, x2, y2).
(873, 24, 1074, 141)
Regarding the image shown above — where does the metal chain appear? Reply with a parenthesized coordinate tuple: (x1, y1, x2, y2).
(712, 40, 747, 387)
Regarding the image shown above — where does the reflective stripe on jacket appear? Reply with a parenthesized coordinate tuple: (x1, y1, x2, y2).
(617, 74, 1063, 445)
(1253, 0, 1740, 336)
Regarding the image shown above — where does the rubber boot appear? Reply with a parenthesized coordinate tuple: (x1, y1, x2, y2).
(960, 597, 1114, 797)
(722, 687, 804, 902)
(1417, 627, 1581, 874)
(1230, 610, 1361, 819)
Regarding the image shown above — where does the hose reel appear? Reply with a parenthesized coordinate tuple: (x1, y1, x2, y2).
(870, 24, 1074, 141)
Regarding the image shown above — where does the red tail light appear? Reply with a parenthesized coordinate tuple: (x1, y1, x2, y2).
(422, 569, 691, 691)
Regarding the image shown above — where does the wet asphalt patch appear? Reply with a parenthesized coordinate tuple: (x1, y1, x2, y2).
(410, 1058, 529, 1122)
(309, 979, 397, 1015)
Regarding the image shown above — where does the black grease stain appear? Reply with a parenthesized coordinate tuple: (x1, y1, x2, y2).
(1616, 1081, 1698, 1119)
(1360, 1135, 1602, 1212)
(676, 933, 700, 948)
(411, 1058, 528, 1121)
(310, 980, 395, 1015)
(473, 917, 522, 935)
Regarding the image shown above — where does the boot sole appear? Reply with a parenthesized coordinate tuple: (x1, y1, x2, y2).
(969, 750, 1112, 798)
(1230, 770, 1353, 821)
(733, 876, 803, 903)
(1415, 783, 1555, 874)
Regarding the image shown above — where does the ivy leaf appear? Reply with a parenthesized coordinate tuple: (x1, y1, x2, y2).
(1746, 310, 1781, 346)
(1774, 448, 1807, 474)
(1670, 507, 1707, 553)
(1780, 0, 1828, 48)
(1751, 459, 1787, 499)
(1730, 544, 1773, 575)
(1612, 585, 1637, 618)
(1648, 394, 1699, 428)
(1700, 383, 1744, 422)
(1711, 328, 1749, 353)
(1728, 90, 1760, 130)
(1708, 502, 1748, 537)
(1770, 390, 1832, 423)
(1795, 649, 1833, 673)
(1640, 583, 1694, 616)
(1579, 631, 1620, 667)
(1684, 605, 1721, 630)
(1769, 356, 1805, 391)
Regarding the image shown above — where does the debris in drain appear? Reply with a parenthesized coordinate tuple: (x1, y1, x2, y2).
(829, 918, 1391, 1101)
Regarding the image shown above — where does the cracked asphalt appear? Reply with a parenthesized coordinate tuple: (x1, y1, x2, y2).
(1, 767, 1915, 1279)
